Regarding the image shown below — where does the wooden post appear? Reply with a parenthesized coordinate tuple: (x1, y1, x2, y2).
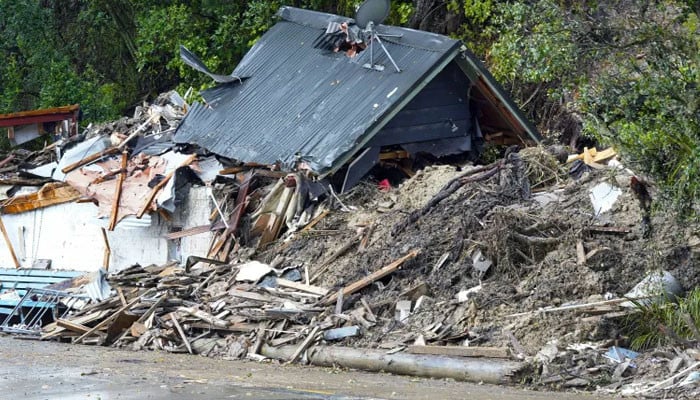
(100, 227, 111, 271)
(108, 151, 128, 231)
(0, 214, 20, 268)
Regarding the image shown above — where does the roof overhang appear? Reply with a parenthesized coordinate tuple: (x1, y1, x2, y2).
(0, 105, 80, 127)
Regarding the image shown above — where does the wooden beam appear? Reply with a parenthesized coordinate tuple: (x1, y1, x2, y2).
(170, 314, 193, 354)
(219, 166, 245, 175)
(286, 326, 319, 365)
(310, 235, 361, 283)
(0, 214, 20, 268)
(300, 210, 329, 233)
(74, 290, 149, 343)
(61, 147, 120, 174)
(321, 249, 420, 305)
(1, 183, 80, 214)
(379, 150, 410, 160)
(136, 154, 196, 218)
(56, 319, 91, 334)
(100, 227, 111, 271)
(165, 223, 224, 240)
(276, 278, 329, 297)
(41, 310, 111, 340)
(208, 171, 252, 257)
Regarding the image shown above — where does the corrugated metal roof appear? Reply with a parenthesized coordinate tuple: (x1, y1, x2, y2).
(175, 7, 461, 175)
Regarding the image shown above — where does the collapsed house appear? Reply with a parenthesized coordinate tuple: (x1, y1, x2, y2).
(3, 6, 700, 397)
(0, 6, 537, 273)
(175, 6, 540, 191)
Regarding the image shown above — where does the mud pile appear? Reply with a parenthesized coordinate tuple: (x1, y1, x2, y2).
(259, 147, 700, 395)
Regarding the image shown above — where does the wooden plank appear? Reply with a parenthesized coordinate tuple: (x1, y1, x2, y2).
(41, 310, 110, 339)
(56, 319, 91, 334)
(321, 249, 421, 305)
(116, 114, 160, 151)
(116, 287, 127, 307)
(505, 297, 652, 318)
(300, 210, 329, 233)
(208, 171, 253, 257)
(178, 306, 228, 328)
(137, 154, 196, 218)
(407, 345, 510, 359)
(310, 235, 361, 282)
(165, 224, 221, 240)
(101, 228, 110, 271)
(0, 215, 20, 268)
(113, 295, 165, 344)
(108, 151, 128, 231)
(61, 147, 120, 174)
(170, 314, 193, 354)
(219, 166, 246, 175)
(1, 183, 80, 214)
(276, 278, 329, 296)
(576, 240, 586, 266)
(229, 289, 275, 303)
(74, 291, 148, 343)
(189, 322, 257, 333)
(286, 326, 319, 365)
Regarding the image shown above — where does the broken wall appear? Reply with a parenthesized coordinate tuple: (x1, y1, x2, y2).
(0, 186, 212, 271)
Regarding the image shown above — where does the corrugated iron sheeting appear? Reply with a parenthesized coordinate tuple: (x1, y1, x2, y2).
(175, 9, 460, 174)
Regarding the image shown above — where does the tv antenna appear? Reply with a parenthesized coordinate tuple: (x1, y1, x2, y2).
(355, 0, 402, 72)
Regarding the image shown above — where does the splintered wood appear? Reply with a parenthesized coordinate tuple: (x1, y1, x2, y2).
(39, 246, 472, 363)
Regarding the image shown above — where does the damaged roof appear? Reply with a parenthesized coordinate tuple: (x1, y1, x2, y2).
(0, 104, 80, 127)
(175, 6, 539, 175)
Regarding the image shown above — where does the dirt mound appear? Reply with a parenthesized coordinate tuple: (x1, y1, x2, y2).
(258, 148, 700, 395)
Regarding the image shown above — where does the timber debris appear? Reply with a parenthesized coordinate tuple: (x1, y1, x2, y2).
(0, 96, 698, 397)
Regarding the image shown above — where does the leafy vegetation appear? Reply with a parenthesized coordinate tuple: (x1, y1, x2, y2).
(0, 0, 697, 214)
(624, 287, 700, 350)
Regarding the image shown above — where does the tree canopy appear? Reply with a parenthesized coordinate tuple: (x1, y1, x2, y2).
(0, 0, 697, 214)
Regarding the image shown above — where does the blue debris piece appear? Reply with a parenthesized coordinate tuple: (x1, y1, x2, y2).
(258, 276, 278, 289)
(604, 346, 639, 365)
(323, 326, 361, 341)
(281, 268, 302, 282)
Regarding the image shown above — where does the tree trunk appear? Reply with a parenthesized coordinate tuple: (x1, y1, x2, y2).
(409, 0, 464, 34)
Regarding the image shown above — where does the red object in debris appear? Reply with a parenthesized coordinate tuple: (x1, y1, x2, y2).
(378, 179, 391, 192)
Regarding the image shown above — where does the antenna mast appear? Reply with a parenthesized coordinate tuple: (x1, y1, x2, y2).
(355, 0, 402, 72)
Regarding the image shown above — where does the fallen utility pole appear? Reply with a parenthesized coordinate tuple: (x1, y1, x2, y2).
(260, 344, 525, 384)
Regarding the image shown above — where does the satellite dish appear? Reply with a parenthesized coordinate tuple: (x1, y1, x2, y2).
(355, 0, 390, 30)
(354, 0, 401, 72)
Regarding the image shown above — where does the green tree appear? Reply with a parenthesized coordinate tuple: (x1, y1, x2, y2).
(579, 7, 699, 215)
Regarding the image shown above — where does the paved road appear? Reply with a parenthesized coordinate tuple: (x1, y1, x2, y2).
(0, 335, 607, 399)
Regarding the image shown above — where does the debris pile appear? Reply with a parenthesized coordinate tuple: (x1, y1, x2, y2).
(0, 95, 699, 397)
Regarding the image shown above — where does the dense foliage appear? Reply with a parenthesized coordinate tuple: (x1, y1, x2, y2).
(0, 0, 697, 214)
